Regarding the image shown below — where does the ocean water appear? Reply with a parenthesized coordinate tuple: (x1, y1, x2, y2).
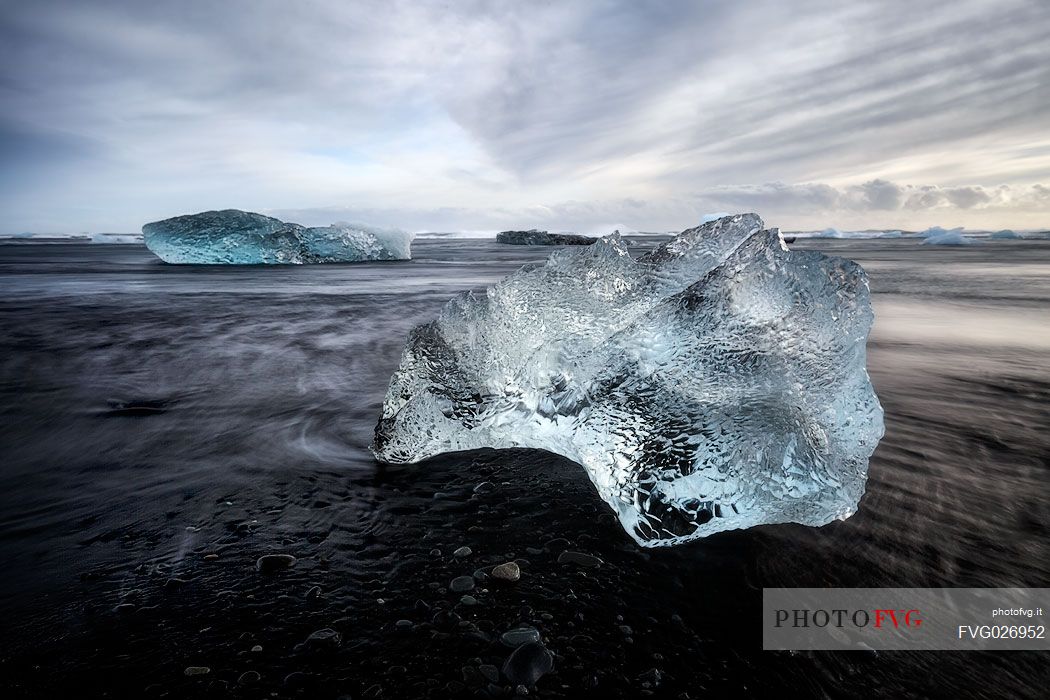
(0, 237, 1048, 698)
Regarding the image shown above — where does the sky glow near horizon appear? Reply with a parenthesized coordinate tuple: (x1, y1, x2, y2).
(1, 0, 1048, 233)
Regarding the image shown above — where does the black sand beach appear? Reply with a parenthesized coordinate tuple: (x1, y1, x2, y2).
(1, 237, 1048, 698)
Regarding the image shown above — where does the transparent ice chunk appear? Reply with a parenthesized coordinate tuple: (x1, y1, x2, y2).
(372, 214, 883, 546)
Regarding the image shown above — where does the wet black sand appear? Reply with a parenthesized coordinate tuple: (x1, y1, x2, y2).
(1, 238, 1048, 698)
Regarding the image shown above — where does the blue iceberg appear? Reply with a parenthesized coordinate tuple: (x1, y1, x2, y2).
(921, 231, 978, 246)
(990, 229, 1022, 240)
(142, 209, 413, 264)
(372, 214, 884, 547)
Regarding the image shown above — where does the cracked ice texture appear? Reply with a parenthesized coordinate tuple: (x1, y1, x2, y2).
(372, 214, 884, 546)
(142, 209, 412, 264)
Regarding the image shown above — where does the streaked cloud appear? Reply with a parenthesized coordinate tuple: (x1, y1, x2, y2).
(1, 0, 1048, 232)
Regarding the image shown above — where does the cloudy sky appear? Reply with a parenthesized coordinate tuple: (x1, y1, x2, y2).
(2, 0, 1048, 233)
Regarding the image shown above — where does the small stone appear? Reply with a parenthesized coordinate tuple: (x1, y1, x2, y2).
(502, 641, 554, 686)
(255, 554, 296, 573)
(203, 553, 219, 561)
(491, 562, 521, 582)
(283, 672, 309, 689)
(453, 546, 473, 558)
(460, 595, 479, 606)
(638, 667, 663, 686)
(303, 628, 341, 649)
(501, 627, 541, 647)
(557, 551, 603, 568)
(432, 610, 462, 627)
(184, 666, 211, 676)
(479, 664, 500, 683)
(395, 619, 413, 630)
(516, 685, 529, 696)
(250, 645, 263, 652)
(544, 537, 569, 551)
(450, 576, 475, 593)
(430, 548, 442, 557)
(238, 670, 260, 685)
(473, 481, 496, 494)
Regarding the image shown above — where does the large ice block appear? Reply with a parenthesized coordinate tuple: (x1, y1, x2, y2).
(372, 214, 884, 546)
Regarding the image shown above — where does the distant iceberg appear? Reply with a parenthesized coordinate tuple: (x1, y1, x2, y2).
(89, 232, 143, 244)
(797, 228, 903, 240)
(496, 229, 597, 245)
(990, 229, 1022, 240)
(919, 226, 964, 238)
(142, 210, 413, 264)
(812, 227, 846, 238)
(921, 230, 978, 246)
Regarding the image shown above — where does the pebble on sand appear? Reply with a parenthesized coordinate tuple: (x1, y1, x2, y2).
(491, 561, 521, 582)
(303, 628, 342, 649)
(453, 546, 473, 558)
(255, 554, 297, 573)
(238, 670, 261, 685)
(501, 627, 541, 647)
(450, 576, 476, 593)
(557, 551, 603, 568)
(184, 666, 211, 676)
(502, 641, 554, 686)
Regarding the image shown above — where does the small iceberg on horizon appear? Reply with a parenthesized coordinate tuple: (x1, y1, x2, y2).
(920, 226, 978, 246)
(496, 229, 597, 245)
(990, 229, 1023, 240)
(811, 227, 847, 238)
(90, 232, 144, 244)
(142, 209, 413, 264)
